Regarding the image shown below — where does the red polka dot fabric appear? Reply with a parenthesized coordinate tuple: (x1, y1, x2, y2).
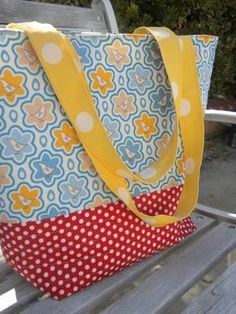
(0, 185, 196, 300)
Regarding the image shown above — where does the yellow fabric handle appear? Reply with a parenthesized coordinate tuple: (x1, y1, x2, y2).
(7, 22, 204, 227)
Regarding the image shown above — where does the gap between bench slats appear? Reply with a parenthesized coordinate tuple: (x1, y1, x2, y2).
(20, 213, 214, 314)
(183, 260, 236, 314)
(101, 222, 236, 314)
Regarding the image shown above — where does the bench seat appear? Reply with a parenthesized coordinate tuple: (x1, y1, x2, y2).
(0, 211, 235, 313)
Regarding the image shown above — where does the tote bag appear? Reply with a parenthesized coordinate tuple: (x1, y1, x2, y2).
(0, 22, 218, 299)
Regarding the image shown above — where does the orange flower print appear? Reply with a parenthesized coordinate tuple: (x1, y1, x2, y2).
(24, 96, 54, 130)
(10, 184, 41, 216)
(198, 35, 215, 45)
(135, 112, 157, 140)
(53, 122, 80, 153)
(90, 66, 113, 96)
(0, 166, 12, 190)
(155, 133, 170, 156)
(0, 69, 25, 103)
(126, 34, 146, 44)
(106, 40, 130, 69)
(15, 41, 40, 72)
(112, 90, 136, 119)
(79, 151, 96, 174)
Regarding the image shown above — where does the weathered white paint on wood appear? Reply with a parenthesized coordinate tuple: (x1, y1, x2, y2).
(183, 261, 236, 314)
(0, 0, 118, 32)
(20, 214, 214, 314)
(197, 203, 236, 223)
(101, 223, 236, 314)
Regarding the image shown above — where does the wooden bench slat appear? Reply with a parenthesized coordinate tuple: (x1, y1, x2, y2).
(0, 0, 108, 31)
(0, 272, 23, 295)
(197, 204, 236, 223)
(0, 260, 13, 277)
(20, 214, 214, 314)
(101, 222, 236, 314)
(1, 281, 42, 314)
(183, 261, 236, 314)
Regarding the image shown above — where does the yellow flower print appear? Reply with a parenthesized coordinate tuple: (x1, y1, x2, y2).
(79, 151, 96, 174)
(112, 90, 136, 119)
(0, 69, 25, 103)
(198, 35, 215, 45)
(53, 122, 80, 153)
(24, 96, 54, 129)
(106, 40, 130, 69)
(15, 41, 40, 72)
(90, 66, 113, 96)
(135, 112, 157, 140)
(155, 133, 170, 156)
(11, 185, 41, 216)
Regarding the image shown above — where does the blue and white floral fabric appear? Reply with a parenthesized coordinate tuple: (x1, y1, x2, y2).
(0, 30, 218, 223)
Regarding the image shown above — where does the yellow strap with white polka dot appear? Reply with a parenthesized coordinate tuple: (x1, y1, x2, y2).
(7, 22, 204, 227)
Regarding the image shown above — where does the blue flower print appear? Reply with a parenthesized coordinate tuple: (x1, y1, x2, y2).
(31, 151, 63, 186)
(118, 137, 142, 168)
(80, 34, 108, 48)
(37, 204, 69, 220)
(0, 30, 20, 47)
(0, 32, 7, 44)
(144, 41, 162, 69)
(60, 174, 89, 206)
(150, 86, 173, 116)
(102, 115, 121, 142)
(130, 185, 149, 197)
(198, 61, 211, 109)
(199, 61, 211, 87)
(1, 127, 35, 163)
(72, 40, 91, 65)
(0, 105, 6, 132)
(128, 64, 153, 94)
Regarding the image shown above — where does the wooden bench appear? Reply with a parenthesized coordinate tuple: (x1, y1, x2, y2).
(0, 1, 236, 313)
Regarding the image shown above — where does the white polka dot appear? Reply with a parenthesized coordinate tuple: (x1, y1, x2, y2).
(180, 99, 191, 116)
(76, 112, 94, 133)
(117, 187, 129, 204)
(154, 30, 170, 38)
(116, 169, 133, 179)
(140, 167, 157, 179)
(178, 37, 184, 51)
(41, 43, 63, 64)
(184, 158, 195, 174)
(171, 82, 179, 100)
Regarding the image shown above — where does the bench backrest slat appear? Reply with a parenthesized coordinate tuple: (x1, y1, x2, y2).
(0, 0, 119, 32)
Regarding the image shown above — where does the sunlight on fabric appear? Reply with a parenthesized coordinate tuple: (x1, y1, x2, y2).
(0, 289, 17, 311)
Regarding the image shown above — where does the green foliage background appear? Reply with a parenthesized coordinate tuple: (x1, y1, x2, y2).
(35, 0, 236, 98)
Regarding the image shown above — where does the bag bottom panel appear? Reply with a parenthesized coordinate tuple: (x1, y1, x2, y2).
(0, 185, 196, 300)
